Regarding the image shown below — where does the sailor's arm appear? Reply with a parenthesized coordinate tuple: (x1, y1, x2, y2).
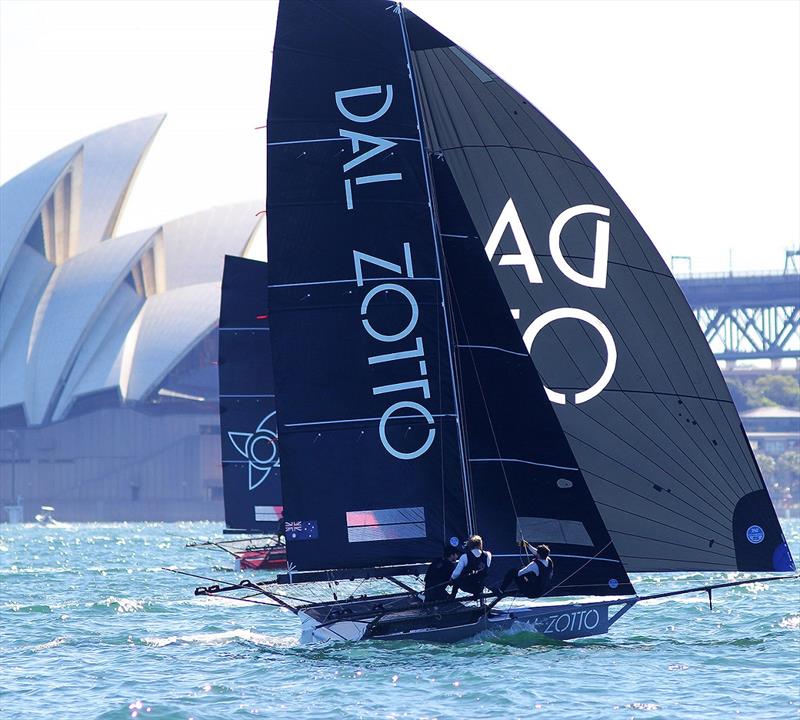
(450, 553, 467, 580)
(518, 559, 540, 577)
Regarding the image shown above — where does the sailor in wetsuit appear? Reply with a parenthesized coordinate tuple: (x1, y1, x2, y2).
(424, 544, 460, 604)
(498, 543, 555, 598)
(450, 535, 492, 599)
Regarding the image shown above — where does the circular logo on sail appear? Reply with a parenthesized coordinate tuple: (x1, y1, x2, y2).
(746, 525, 765, 544)
(608, 578, 619, 589)
(228, 412, 280, 491)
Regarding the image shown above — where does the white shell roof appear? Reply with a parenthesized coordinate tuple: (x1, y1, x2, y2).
(51, 284, 143, 422)
(76, 115, 164, 252)
(160, 202, 263, 290)
(24, 228, 156, 425)
(0, 117, 264, 426)
(122, 282, 222, 402)
(0, 143, 79, 288)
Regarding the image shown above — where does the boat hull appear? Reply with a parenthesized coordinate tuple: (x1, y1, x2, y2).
(298, 598, 634, 644)
(234, 546, 287, 571)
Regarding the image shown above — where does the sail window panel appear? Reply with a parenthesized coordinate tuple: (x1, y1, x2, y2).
(346, 507, 426, 543)
(516, 517, 593, 546)
(437, 48, 536, 153)
(414, 50, 487, 148)
(483, 76, 589, 167)
(449, 47, 492, 84)
(429, 48, 513, 147)
(254, 506, 282, 522)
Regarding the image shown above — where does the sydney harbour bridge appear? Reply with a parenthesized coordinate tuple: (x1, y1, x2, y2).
(676, 252, 799, 365)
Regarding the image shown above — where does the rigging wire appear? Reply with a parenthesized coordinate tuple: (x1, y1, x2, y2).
(443, 257, 524, 544)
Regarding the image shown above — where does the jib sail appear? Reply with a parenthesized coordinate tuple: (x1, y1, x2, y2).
(218, 255, 282, 534)
(434, 157, 633, 596)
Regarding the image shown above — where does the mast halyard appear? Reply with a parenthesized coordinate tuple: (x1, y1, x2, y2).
(397, 2, 475, 537)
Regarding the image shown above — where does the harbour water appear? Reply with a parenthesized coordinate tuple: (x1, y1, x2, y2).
(2, 520, 798, 719)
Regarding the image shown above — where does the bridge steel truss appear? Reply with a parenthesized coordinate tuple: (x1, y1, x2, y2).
(677, 273, 799, 362)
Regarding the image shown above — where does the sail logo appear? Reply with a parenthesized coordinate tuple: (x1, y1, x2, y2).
(228, 412, 280, 490)
(353, 243, 435, 461)
(486, 199, 617, 405)
(532, 608, 602, 635)
(746, 525, 765, 544)
(335, 85, 402, 210)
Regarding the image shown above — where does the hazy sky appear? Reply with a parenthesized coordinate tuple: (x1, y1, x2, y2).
(1, 0, 798, 274)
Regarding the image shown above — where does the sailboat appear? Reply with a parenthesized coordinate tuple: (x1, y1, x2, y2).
(187, 255, 286, 571)
(187, 0, 796, 642)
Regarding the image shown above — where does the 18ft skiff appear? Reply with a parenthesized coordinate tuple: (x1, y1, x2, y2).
(177, 0, 796, 643)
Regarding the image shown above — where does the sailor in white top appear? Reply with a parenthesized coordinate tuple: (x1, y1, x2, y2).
(450, 534, 492, 598)
(499, 543, 554, 597)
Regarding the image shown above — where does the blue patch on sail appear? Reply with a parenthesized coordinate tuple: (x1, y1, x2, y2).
(746, 525, 765, 544)
(772, 542, 795, 572)
(285, 520, 318, 541)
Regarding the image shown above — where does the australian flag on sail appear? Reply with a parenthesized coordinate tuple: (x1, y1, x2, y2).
(285, 520, 319, 541)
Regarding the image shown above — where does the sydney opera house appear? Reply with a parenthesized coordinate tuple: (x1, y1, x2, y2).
(0, 116, 264, 521)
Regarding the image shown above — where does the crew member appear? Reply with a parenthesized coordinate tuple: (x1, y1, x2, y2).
(450, 535, 492, 599)
(499, 542, 554, 598)
(424, 544, 460, 604)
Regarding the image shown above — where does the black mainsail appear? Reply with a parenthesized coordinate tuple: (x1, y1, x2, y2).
(218, 255, 282, 534)
(265, 0, 640, 594)
(434, 158, 631, 595)
(266, 0, 469, 571)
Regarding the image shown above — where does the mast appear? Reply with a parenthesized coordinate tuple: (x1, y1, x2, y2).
(397, 3, 474, 536)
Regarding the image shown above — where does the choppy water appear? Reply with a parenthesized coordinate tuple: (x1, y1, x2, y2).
(1, 521, 798, 720)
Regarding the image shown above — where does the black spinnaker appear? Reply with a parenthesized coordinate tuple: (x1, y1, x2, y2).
(403, 7, 793, 573)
